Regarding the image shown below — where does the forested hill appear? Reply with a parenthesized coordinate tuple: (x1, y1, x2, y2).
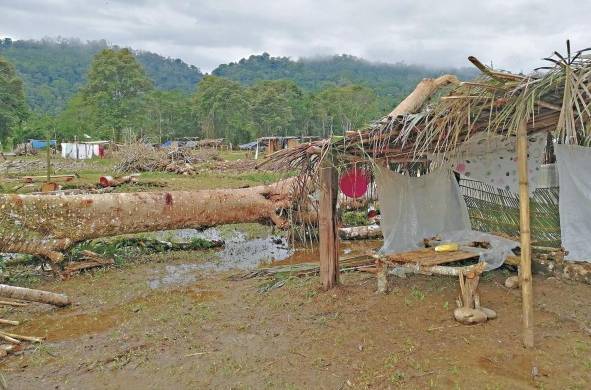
(0, 38, 203, 113)
(213, 53, 478, 99)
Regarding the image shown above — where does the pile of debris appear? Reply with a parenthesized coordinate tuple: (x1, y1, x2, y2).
(113, 144, 221, 175)
(13, 143, 37, 156)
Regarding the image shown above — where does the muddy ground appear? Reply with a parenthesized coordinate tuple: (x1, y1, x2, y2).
(1, 152, 590, 389)
(1, 244, 590, 389)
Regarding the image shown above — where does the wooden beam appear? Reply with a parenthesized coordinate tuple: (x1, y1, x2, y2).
(319, 159, 339, 290)
(517, 118, 535, 348)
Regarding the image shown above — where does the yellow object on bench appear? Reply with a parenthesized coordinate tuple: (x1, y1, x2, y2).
(434, 243, 459, 252)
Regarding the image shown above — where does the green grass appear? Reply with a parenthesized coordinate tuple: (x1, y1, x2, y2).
(342, 211, 370, 227)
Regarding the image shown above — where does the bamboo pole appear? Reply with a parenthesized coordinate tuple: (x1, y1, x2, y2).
(319, 159, 339, 289)
(517, 118, 534, 348)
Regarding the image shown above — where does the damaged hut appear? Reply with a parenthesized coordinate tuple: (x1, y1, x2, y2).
(263, 43, 591, 348)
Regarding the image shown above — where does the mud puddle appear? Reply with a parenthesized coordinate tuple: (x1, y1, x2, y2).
(147, 228, 293, 288)
(147, 230, 382, 290)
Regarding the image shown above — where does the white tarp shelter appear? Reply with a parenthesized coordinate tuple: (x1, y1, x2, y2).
(556, 144, 591, 262)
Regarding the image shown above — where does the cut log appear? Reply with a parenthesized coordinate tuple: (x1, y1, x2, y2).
(99, 174, 139, 188)
(388, 75, 459, 117)
(0, 285, 70, 307)
(0, 177, 307, 261)
(338, 225, 382, 240)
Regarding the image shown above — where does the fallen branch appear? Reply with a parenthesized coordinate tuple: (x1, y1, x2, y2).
(0, 285, 70, 307)
(0, 333, 19, 344)
(0, 300, 28, 307)
(0, 331, 43, 343)
(62, 252, 115, 277)
(0, 319, 19, 326)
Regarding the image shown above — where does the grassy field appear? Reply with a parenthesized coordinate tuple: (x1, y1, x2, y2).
(0, 150, 284, 193)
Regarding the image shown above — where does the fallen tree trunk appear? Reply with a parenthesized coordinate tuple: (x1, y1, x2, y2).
(0, 177, 307, 261)
(0, 285, 70, 306)
(388, 74, 459, 117)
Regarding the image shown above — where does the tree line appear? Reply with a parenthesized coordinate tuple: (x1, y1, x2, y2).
(1, 48, 391, 147)
(0, 44, 477, 148)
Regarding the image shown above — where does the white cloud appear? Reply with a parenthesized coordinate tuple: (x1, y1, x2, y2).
(0, 0, 589, 72)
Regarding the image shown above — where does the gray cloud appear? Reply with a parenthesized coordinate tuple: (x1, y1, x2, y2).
(0, 0, 589, 72)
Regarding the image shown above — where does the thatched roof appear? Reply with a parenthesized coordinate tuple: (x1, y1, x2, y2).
(263, 42, 591, 173)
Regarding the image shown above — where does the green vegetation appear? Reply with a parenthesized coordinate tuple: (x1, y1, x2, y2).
(0, 37, 477, 147)
(341, 211, 370, 227)
(0, 55, 28, 143)
(212, 52, 477, 98)
(66, 236, 220, 265)
(79, 48, 154, 140)
(0, 37, 202, 113)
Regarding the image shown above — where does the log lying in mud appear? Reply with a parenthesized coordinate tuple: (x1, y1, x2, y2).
(0, 284, 70, 307)
(0, 177, 308, 261)
(338, 225, 382, 240)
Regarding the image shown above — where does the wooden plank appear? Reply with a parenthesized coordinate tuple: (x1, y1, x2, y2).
(517, 118, 535, 348)
(319, 160, 339, 290)
(381, 248, 479, 266)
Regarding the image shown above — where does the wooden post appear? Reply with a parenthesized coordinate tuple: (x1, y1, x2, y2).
(267, 139, 278, 155)
(319, 159, 339, 290)
(517, 118, 534, 348)
(46, 137, 51, 182)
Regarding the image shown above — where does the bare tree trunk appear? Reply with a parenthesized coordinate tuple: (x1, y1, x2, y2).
(388, 75, 459, 117)
(0, 178, 305, 261)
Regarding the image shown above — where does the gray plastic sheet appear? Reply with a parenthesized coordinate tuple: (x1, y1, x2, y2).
(556, 144, 591, 262)
(436, 230, 519, 271)
(375, 167, 471, 254)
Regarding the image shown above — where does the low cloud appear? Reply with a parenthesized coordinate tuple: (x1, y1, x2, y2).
(1, 0, 589, 72)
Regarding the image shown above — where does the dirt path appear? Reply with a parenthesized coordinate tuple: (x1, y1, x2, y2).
(1, 252, 590, 389)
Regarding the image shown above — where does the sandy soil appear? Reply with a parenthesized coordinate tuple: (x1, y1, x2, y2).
(1, 249, 590, 389)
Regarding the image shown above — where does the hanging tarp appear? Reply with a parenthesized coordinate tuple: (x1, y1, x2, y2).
(556, 144, 591, 262)
(375, 167, 471, 254)
(61, 143, 98, 160)
(443, 133, 547, 194)
(30, 140, 57, 149)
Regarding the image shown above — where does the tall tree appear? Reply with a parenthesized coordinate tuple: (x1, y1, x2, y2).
(142, 90, 197, 142)
(314, 85, 381, 134)
(248, 80, 303, 138)
(81, 48, 153, 140)
(0, 56, 28, 143)
(192, 76, 252, 144)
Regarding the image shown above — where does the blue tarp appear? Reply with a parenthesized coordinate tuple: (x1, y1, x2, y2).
(161, 140, 173, 147)
(30, 139, 57, 149)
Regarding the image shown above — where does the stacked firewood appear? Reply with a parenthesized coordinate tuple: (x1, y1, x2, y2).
(113, 144, 221, 175)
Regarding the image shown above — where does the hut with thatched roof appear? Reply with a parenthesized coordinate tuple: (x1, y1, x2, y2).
(263, 42, 591, 348)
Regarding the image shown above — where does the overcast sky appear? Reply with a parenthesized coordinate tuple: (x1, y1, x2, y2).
(1, 0, 590, 73)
